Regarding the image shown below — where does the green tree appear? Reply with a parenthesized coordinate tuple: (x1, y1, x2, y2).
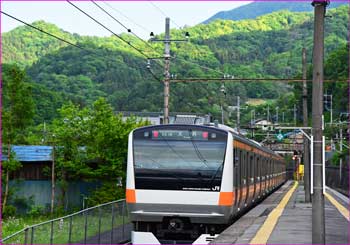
(50, 99, 148, 208)
(2, 64, 34, 211)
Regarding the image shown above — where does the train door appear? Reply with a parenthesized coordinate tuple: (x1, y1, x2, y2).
(247, 152, 252, 204)
(249, 153, 254, 203)
(239, 149, 244, 209)
(234, 148, 239, 208)
(257, 156, 261, 198)
(262, 157, 266, 194)
(271, 160, 274, 190)
(244, 151, 249, 206)
(273, 160, 277, 188)
(267, 158, 271, 192)
(255, 154, 259, 200)
(253, 153, 257, 201)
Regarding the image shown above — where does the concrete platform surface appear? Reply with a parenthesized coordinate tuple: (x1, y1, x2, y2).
(211, 181, 349, 244)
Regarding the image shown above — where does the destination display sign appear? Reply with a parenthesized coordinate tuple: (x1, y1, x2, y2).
(148, 130, 210, 141)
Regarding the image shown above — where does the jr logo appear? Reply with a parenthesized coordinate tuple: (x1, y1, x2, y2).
(212, 186, 220, 191)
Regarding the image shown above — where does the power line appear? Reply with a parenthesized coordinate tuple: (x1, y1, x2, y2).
(1, 11, 86, 51)
(101, 1, 225, 78)
(1, 10, 162, 84)
(173, 57, 225, 76)
(68, 1, 164, 73)
(67, 0, 150, 58)
(91, 0, 162, 58)
(169, 78, 348, 83)
(102, 1, 152, 34)
(144, 2, 226, 76)
(148, 1, 181, 29)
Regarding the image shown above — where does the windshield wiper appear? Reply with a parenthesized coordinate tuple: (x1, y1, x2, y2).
(209, 162, 224, 187)
(189, 130, 210, 169)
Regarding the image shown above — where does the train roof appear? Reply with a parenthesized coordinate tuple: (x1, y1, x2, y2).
(133, 124, 283, 160)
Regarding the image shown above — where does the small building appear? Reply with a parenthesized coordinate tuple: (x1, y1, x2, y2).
(253, 119, 273, 131)
(2, 145, 52, 180)
(2, 145, 100, 212)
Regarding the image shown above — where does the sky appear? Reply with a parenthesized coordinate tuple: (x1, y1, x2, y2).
(1, 1, 251, 39)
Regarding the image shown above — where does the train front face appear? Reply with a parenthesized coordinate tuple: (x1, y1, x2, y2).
(126, 125, 234, 237)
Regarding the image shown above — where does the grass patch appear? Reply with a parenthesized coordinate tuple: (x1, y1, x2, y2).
(2, 206, 129, 244)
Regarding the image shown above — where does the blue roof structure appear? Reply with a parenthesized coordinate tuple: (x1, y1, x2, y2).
(2, 145, 53, 162)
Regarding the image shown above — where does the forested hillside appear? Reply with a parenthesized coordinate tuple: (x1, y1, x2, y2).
(2, 5, 349, 124)
(203, 1, 346, 23)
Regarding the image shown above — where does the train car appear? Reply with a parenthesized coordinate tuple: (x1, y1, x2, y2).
(126, 124, 286, 243)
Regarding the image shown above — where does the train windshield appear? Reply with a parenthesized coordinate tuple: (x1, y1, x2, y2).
(133, 127, 227, 191)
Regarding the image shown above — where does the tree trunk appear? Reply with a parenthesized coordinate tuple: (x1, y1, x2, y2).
(2, 143, 11, 211)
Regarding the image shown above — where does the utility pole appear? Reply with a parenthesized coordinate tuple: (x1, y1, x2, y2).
(267, 105, 270, 122)
(311, 1, 326, 244)
(302, 48, 311, 203)
(294, 104, 297, 126)
(237, 96, 240, 131)
(150, 18, 189, 124)
(163, 18, 171, 124)
(220, 84, 226, 124)
(276, 107, 279, 124)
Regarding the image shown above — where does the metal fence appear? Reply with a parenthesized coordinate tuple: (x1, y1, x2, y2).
(1, 199, 131, 244)
(326, 166, 349, 197)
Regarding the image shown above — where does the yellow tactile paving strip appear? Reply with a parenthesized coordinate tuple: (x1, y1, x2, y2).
(324, 192, 350, 221)
(250, 181, 298, 244)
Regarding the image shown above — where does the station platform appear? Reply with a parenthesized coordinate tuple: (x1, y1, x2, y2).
(211, 180, 349, 244)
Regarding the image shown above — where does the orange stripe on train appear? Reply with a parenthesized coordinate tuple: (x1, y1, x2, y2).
(126, 189, 136, 203)
(219, 192, 235, 206)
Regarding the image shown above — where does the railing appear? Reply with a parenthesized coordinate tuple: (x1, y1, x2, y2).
(1, 199, 131, 244)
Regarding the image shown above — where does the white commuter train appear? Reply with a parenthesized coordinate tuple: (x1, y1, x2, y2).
(126, 124, 286, 243)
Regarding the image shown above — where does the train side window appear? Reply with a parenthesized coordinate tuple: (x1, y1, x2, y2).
(250, 154, 254, 184)
(262, 157, 266, 181)
(257, 157, 260, 182)
(246, 152, 249, 185)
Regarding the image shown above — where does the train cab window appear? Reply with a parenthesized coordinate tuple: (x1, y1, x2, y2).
(133, 126, 228, 191)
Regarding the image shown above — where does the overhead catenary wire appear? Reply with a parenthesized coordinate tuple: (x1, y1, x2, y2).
(1, 11, 86, 51)
(173, 57, 226, 76)
(102, 1, 152, 34)
(67, 0, 150, 59)
(90, 0, 164, 70)
(91, 0, 161, 57)
(98, 0, 225, 78)
(148, 1, 182, 29)
(147, 1, 225, 76)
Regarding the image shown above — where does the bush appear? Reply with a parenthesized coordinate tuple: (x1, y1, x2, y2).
(2, 205, 17, 218)
(28, 205, 45, 217)
(87, 182, 125, 207)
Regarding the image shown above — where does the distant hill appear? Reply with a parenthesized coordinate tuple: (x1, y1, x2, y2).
(203, 1, 347, 24)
